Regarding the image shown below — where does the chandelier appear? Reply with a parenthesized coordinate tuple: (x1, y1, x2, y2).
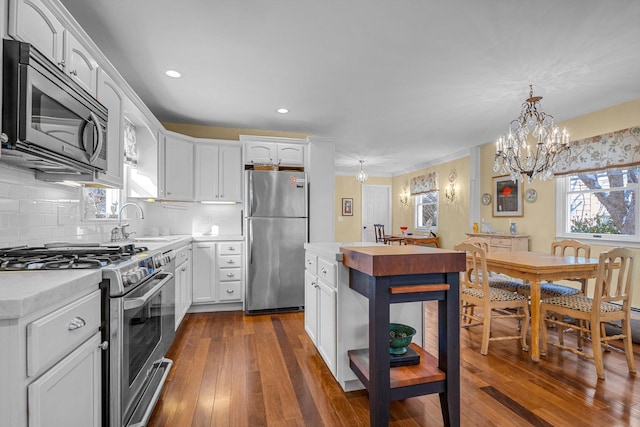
(493, 85, 570, 183)
(356, 160, 368, 183)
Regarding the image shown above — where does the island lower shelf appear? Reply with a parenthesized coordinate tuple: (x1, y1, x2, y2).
(348, 343, 446, 399)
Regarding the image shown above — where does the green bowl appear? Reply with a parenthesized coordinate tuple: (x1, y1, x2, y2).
(389, 323, 416, 355)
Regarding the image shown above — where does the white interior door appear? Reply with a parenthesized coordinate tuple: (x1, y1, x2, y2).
(361, 185, 391, 242)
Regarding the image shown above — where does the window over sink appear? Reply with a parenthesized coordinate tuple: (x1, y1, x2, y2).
(82, 187, 123, 221)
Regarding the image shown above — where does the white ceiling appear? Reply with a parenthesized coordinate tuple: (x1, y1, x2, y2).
(59, 0, 640, 177)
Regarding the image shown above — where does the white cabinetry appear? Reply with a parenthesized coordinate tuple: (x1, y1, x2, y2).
(162, 133, 194, 200)
(195, 140, 242, 202)
(192, 241, 244, 310)
(0, 287, 103, 427)
(95, 69, 124, 187)
(9, 0, 99, 95)
(242, 137, 306, 167)
(304, 244, 424, 391)
(175, 244, 192, 329)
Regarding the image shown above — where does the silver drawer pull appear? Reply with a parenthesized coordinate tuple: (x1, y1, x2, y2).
(68, 317, 86, 331)
(226, 259, 235, 264)
(226, 272, 235, 277)
(227, 246, 236, 251)
(226, 289, 235, 294)
(321, 267, 327, 274)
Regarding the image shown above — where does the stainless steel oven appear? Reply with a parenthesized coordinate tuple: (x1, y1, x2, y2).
(105, 250, 176, 427)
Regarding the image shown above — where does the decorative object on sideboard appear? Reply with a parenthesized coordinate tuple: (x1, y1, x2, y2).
(444, 171, 457, 202)
(493, 85, 570, 183)
(355, 159, 368, 183)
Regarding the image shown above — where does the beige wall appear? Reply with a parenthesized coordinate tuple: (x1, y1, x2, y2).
(334, 176, 392, 242)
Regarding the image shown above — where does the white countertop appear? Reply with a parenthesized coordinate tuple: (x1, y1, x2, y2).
(0, 269, 102, 320)
(304, 242, 383, 262)
(0, 234, 244, 320)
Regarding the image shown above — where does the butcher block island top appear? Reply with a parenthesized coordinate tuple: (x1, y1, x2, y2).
(340, 244, 465, 277)
(339, 244, 465, 427)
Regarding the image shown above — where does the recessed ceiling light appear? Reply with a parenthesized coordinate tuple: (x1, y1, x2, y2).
(165, 70, 181, 78)
(277, 108, 289, 114)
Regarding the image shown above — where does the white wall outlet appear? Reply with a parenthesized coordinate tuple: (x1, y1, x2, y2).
(338, 216, 343, 222)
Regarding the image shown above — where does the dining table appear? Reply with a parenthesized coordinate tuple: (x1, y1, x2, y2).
(385, 234, 441, 248)
(481, 251, 601, 361)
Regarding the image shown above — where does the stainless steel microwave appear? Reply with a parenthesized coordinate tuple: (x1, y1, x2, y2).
(1, 38, 107, 177)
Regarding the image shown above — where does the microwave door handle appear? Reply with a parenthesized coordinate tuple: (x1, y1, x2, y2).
(86, 111, 103, 164)
(123, 272, 174, 311)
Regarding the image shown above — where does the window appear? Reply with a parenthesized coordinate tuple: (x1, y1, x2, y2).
(82, 187, 122, 220)
(415, 192, 438, 231)
(557, 167, 638, 243)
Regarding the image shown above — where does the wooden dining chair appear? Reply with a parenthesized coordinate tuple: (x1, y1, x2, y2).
(517, 239, 591, 298)
(540, 247, 636, 380)
(454, 242, 529, 355)
(373, 224, 386, 244)
(462, 237, 523, 293)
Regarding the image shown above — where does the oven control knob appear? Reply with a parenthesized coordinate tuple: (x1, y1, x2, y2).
(124, 268, 147, 286)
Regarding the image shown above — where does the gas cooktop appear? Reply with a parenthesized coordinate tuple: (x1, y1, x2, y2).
(0, 243, 149, 271)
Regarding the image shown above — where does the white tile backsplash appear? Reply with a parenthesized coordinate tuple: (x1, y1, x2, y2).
(0, 163, 243, 247)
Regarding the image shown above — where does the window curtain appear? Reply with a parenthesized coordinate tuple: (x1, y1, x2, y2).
(553, 125, 640, 175)
(410, 171, 439, 195)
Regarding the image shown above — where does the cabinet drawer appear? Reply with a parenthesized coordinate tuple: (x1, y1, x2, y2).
(219, 267, 242, 281)
(305, 253, 317, 275)
(219, 281, 242, 301)
(492, 237, 513, 247)
(27, 290, 101, 377)
(218, 242, 243, 255)
(219, 254, 242, 267)
(317, 258, 336, 287)
(176, 245, 191, 263)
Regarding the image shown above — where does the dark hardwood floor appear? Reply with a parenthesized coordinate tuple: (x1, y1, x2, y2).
(148, 302, 640, 426)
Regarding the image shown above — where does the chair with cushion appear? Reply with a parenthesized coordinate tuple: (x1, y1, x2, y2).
(540, 247, 636, 380)
(462, 237, 523, 293)
(517, 239, 591, 298)
(455, 242, 530, 355)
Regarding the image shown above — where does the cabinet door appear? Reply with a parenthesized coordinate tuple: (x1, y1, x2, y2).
(218, 145, 242, 202)
(10, 0, 65, 66)
(245, 142, 277, 165)
(192, 243, 216, 303)
(164, 134, 194, 200)
(28, 333, 101, 427)
(175, 257, 191, 329)
(277, 143, 305, 166)
(195, 142, 219, 201)
(304, 271, 318, 344)
(317, 280, 337, 374)
(95, 69, 124, 188)
(65, 32, 99, 95)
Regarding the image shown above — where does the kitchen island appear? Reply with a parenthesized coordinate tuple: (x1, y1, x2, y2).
(340, 244, 465, 427)
(303, 242, 424, 391)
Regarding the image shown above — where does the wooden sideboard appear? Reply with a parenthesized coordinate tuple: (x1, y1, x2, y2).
(465, 233, 529, 252)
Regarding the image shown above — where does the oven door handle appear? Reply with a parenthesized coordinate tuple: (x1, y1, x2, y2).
(123, 272, 174, 311)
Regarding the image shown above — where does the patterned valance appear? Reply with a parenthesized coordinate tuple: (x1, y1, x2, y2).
(553, 125, 640, 176)
(410, 172, 439, 195)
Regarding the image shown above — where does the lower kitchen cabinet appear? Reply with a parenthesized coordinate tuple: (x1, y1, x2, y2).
(0, 287, 103, 427)
(192, 241, 244, 311)
(175, 244, 192, 329)
(304, 244, 423, 391)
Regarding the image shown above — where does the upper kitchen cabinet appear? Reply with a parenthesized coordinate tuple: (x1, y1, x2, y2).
(94, 69, 123, 187)
(8, 0, 99, 95)
(161, 132, 194, 201)
(195, 140, 242, 203)
(241, 136, 306, 168)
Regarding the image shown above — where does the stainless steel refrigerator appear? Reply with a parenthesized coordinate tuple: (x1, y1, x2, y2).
(245, 170, 308, 313)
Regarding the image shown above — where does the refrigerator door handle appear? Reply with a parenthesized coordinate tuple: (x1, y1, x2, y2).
(248, 171, 254, 216)
(248, 219, 253, 265)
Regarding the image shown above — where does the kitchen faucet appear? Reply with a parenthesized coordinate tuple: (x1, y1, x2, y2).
(111, 202, 145, 241)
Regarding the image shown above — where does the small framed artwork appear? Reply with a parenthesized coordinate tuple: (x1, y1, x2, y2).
(342, 198, 353, 216)
(492, 175, 523, 217)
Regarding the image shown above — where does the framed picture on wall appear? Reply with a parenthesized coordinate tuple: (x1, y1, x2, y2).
(492, 175, 523, 217)
(342, 198, 353, 216)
